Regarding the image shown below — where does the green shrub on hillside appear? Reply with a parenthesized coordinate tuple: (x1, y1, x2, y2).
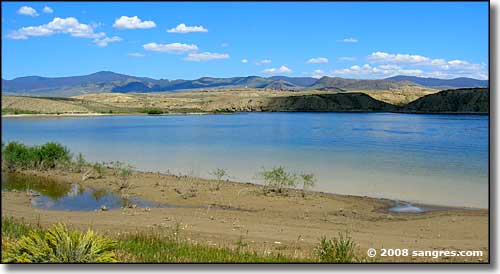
(144, 109, 163, 115)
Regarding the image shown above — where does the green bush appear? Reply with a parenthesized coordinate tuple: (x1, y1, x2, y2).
(209, 168, 228, 190)
(259, 166, 298, 194)
(315, 232, 358, 263)
(2, 142, 71, 171)
(92, 163, 107, 178)
(299, 173, 316, 197)
(2, 142, 38, 170)
(3, 223, 117, 263)
(37, 142, 71, 169)
(144, 109, 163, 115)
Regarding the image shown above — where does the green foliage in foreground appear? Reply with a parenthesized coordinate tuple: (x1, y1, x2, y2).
(315, 232, 358, 263)
(118, 232, 304, 263)
(2, 218, 310, 263)
(2, 141, 71, 170)
(2, 217, 363, 263)
(3, 220, 117, 263)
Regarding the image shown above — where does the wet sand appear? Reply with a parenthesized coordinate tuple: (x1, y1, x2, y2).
(1, 168, 489, 262)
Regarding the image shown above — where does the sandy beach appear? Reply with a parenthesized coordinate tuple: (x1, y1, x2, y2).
(1, 168, 489, 262)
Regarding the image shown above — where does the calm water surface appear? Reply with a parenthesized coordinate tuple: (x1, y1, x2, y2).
(2, 113, 488, 208)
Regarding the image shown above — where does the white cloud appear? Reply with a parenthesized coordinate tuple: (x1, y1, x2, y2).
(143, 42, 198, 53)
(185, 52, 230, 62)
(113, 16, 156, 29)
(128, 52, 145, 57)
(221, 43, 229, 48)
(331, 63, 423, 78)
(368, 51, 431, 64)
(7, 26, 54, 39)
(448, 59, 469, 66)
(263, 65, 292, 74)
(17, 6, 38, 17)
(256, 59, 272, 65)
(306, 57, 328, 64)
(42, 6, 53, 14)
(362, 51, 487, 79)
(337, 56, 356, 62)
(167, 23, 208, 33)
(340, 38, 358, 43)
(6, 17, 120, 47)
(241, 59, 248, 64)
(310, 69, 326, 79)
(94, 36, 122, 47)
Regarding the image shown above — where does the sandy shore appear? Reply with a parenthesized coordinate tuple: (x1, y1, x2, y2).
(1, 112, 211, 118)
(1, 168, 489, 262)
(1, 113, 112, 118)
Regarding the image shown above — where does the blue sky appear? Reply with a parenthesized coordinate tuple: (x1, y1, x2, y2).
(1, 2, 489, 80)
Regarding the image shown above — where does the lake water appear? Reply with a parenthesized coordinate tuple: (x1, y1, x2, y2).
(1, 112, 489, 208)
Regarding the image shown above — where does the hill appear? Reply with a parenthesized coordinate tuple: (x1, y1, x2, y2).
(310, 76, 416, 91)
(402, 88, 488, 113)
(3, 87, 488, 115)
(2, 73, 303, 95)
(387, 75, 488, 89)
(2, 71, 488, 98)
(269, 76, 317, 87)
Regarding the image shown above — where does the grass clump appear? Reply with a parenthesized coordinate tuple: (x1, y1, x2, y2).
(73, 153, 88, 173)
(92, 162, 107, 179)
(117, 231, 298, 263)
(315, 232, 358, 263)
(110, 161, 133, 179)
(3, 222, 117, 263)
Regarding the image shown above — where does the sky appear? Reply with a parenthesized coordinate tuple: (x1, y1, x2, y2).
(1, 1, 489, 80)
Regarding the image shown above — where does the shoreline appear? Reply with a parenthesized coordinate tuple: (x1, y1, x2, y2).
(1, 167, 489, 262)
(2, 110, 490, 118)
(5, 167, 485, 212)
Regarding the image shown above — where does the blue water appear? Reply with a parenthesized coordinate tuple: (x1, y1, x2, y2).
(1, 113, 489, 208)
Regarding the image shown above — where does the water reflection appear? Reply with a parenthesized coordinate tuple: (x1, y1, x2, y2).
(1, 172, 73, 200)
(1, 173, 164, 211)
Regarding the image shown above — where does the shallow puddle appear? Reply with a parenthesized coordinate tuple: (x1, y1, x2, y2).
(388, 202, 428, 213)
(1, 172, 180, 211)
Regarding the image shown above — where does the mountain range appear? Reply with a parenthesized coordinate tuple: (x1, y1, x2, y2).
(1, 71, 489, 97)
